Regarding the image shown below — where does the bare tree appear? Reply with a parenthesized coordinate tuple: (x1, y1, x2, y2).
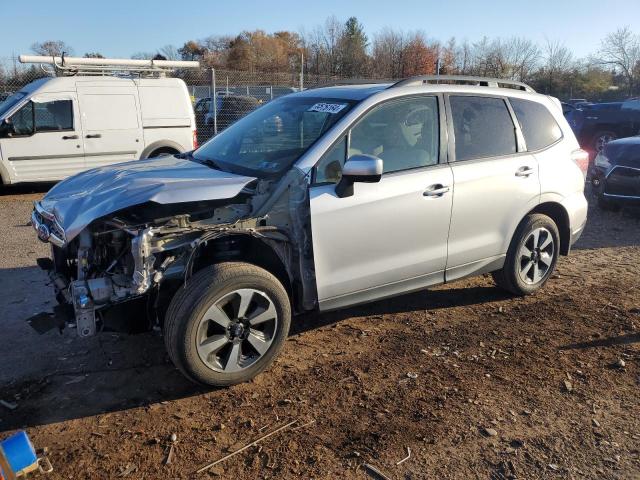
(31, 40, 74, 57)
(372, 28, 406, 78)
(598, 26, 640, 95)
(158, 45, 180, 61)
(543, 39, 573, 93)
(502, 37, 540, 81)
(322, 15, 344, 76)
(131, 52, 157, 60)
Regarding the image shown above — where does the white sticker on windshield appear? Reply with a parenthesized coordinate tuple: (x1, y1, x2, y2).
(308, 102, 347, 114)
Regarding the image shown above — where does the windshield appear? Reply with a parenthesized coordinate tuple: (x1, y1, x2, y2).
(0, 92, 28, 118)
(193, 96, 355, 177)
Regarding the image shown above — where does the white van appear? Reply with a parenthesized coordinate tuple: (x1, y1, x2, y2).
(0, 76, 197, 184)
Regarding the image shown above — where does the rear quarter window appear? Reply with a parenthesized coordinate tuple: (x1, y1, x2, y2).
(510, 98, 562, 151)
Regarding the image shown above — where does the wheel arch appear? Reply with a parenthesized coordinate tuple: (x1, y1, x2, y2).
(188, 233, 294, 301)
(527, 201, 571, 255)
(141, 140, 185, 159)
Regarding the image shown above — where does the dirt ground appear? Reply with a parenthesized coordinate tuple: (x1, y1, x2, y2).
(0, 183, 639, 480)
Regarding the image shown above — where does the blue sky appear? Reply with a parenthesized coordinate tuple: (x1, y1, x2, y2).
(2, 0, 638, 60)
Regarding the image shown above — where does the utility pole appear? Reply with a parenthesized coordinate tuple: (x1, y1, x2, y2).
(210, 67, 217, 135)
(300, 52, 304, 91)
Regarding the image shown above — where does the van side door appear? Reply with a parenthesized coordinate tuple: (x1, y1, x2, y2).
(0, 93, 84, 182)
(444, 94, 540, 281)
(77, 83, 143, 169)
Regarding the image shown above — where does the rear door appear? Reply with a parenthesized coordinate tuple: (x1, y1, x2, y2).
(445, 94, 540, 281)
(77, 83, 143, 169)
(0, 93, 84, 182)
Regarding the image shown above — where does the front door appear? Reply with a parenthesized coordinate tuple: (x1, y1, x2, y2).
(309, 95, 453, 310)
(0, 93, 84, 182)
(77, 84, 143, 169)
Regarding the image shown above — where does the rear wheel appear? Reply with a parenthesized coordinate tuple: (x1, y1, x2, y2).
(164, 262, 291, 386)
(148, 147, 179, 158)
(492, 214, 560, 296)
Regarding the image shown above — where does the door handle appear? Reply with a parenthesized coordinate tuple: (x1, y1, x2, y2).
(85, 134, 102, 139)
(515, 166, 535, 177)
(62, 135, 79, 140)
(423, 184, 450, 197)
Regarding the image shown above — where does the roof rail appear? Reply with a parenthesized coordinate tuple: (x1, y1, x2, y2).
(310, 78, 392, 89)
(19, 55, 200, 77)
(390, 75, 535, 93)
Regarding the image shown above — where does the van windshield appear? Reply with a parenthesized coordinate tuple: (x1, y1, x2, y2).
(0, 92, 27, 118)
(193, 96, 355, 177)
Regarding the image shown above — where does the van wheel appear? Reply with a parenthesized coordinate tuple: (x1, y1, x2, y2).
(492, 214, 560, 296)
(148, 148, 178, 158)
(164, 262, 291, 387)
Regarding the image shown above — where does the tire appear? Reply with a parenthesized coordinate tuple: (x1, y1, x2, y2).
(592, 130, 617, 153)
(164, 262, 291, 386)
(148, 148, 178, 159)
(492, 214, 560, 296)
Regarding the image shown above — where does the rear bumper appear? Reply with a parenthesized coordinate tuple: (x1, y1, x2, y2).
(561, 191, 589, 250)
(570, 219, 586, 247)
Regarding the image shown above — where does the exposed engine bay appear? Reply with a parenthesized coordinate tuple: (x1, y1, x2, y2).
(31, 170, 316, 337)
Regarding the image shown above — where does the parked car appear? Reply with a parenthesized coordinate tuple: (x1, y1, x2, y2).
(195, 94, 260, 131)
(570, 98, 640, 153)
(0, 76, 197, 185)
(30, 75, 588, 386)
(591, 135, 640, 210)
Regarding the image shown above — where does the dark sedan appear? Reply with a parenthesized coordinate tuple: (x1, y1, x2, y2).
(591, 136, 640, 210)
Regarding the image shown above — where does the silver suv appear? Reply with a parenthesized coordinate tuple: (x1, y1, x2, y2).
(31, 76, 588, 386)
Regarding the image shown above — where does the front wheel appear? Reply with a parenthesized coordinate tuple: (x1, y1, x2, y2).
(492, 214, 560, 296)
(164, 262, 291, 386)
(593, 131, 617, 153)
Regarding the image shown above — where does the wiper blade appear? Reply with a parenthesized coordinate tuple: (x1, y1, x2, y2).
(181, 151, 223, 171)
(199, 158, 222, 170)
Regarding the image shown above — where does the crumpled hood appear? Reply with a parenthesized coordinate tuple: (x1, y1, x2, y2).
(604, 136, 640, 168)
(39, 156, 257, 242)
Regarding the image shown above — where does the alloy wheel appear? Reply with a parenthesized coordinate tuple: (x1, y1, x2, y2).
(517, 227, 555, 285)
(195, 288, 278, 373)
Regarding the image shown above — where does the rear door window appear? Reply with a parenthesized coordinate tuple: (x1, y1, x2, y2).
(510, 98, 562, 151)
(450, 96, 517, 161)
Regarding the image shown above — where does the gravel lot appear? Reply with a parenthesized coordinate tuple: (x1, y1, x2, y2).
(0, 183, 639, 479)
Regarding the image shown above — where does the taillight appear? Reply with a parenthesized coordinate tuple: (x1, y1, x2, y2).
(571, 149, 589, 177)
(193, 129, 199, 150)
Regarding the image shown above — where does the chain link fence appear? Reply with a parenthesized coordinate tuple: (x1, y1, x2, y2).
(1, 58, 365, 145)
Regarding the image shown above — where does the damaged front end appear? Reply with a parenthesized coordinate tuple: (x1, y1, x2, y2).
(30, 168, 316, 338)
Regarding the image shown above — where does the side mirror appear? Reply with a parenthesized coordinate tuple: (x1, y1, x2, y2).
(335, 154, 383, 198)
(0, 118, 13, 138)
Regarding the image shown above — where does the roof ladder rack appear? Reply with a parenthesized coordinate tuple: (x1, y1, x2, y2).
(390, 75, 535, 93)
(19, 55, 200, 77)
